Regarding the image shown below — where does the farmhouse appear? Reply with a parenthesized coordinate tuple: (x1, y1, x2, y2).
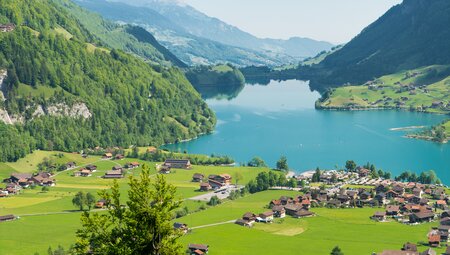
(159, 167, 171, 174)
(0, 214, 16, 222)
(271, 206, 286, 218)
(95, 199, 107, 208)
(235, 219, 252, 227)
(102, 153, 113, 159)
(293, 209, 315, 218)
(257, 211, 274, 223)
(103, 170, 124, 179)
(173, 222, 189, 234)
(199, 182, 212, 191)
(125, 162, 140, 169)
(65, 162, 76, 169)
(115, 154, 124, 160)
(192, 173, 204, 182)
(112, 166, 123, 171)
(208, 179, 224, 190)
(30, 173, 56, 186)
(74, 169, 92, 177)
(0, 23, 15, 32)
(409, 211, 435, 223)
(163, 159, 191, 169)
(386, 205, 400, 216)
(428, 230, 440, 247)
(188, 244, 208, 254)
(86, 165, 97, 171)
(372, 211, 387, 221)
(208, 174, 232, 185)
(242, 212, 257, 223)
(146, 146, 157, 153)
(402, 242, 417, 252)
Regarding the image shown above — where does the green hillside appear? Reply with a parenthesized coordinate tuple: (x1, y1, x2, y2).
(293, 0, 450, 90)
(54, 0, 186, 67)
(0, 0, 215, 162)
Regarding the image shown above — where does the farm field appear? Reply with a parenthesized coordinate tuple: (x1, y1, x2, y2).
(0, 151, 267, 255)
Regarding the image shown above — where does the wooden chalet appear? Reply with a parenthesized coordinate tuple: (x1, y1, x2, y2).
(0, 214, 15, 222)
(257, 211, 274, 223)
(163, 159, 191, 169)
(102, 153, 113, 159)
(402, 242, 417, 252)
(188, 244, 208, 254)
(428, 230, 440, 247)
(65, 162, 76, 169)
(409, 211, 435, 223)
(208, 174, 232, 185)
(103, 170, 124, 179)
(372, 211, 387, 221)
(386, 205, 400, 216)
(86, 165, 97, 171)
(271, 205, 286, 218)
(199, 182, 212, 191)
(126, 162, 140, 169)
(173, 222, 189, 234)
(192, 173, 204, 182)
(115, 154, 124, 160)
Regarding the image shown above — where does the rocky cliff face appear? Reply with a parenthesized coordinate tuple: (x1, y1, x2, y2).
(0, 70, 92, 124)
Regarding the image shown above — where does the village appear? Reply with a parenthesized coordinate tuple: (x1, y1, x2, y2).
(1, 150, 450, 255)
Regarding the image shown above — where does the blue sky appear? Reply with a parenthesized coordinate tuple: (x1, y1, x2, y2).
(183, 0, 402, 44)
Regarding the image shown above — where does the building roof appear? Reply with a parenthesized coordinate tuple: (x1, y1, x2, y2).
(165, 159, 190, 164)
(193, 173, 204, 179)
(374, 211, 386, 217)
(260, 211, 274, 218)
(188, 244, 208, 251)
(379, 251, 419, 255)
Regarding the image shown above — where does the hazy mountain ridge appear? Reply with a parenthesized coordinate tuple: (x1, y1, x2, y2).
(77, 0, 333, 66)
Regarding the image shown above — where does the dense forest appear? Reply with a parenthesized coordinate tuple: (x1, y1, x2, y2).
(0, 0, 215, 162)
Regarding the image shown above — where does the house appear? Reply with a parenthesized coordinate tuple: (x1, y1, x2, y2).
(199, 183, 212, 191)
(442, 211, 450, 219)
(126, 162, 140, 169)
(86, 165, 97, 171)
(102, 153, 113, 159)
(376, 184, 388, 193)
(0, 23, 15, 32)
(192, 173, 204, 182)
(327, 199, 342, 208)
(271, 206, 286, 218)
(163, 159, 191, 169)
(0, 214, 15, 222)
(103, 170, 124, 179)
(402, 243, 417, 252)
(374, 193, 387, 205)
(65, 162, 76, 169)
(188, 244, 209, 254)
(284, 204, 303, 216)
(438, 225, 450, 242)
(112, 166, 123, 171)
(173, 223, 189, 234)
(428, 230, 440, 247)
(208, 174, 232, 185)
(76, 169, 92, 177)
(115, 154, 124, 160)
(208, 179, 225, 190)
(358, 168, 371, 177)
(413, 188, 423, 198)
(409, 211, 435, 223)
(146, 146, 157, 153)
(436, 200, 447, 209)
(441, 217, 450, 226)
(159, 167, 171, 174)
(95, 199, 107, 208)
(235, 219, 253, 227)
(386, 190, 400, 199)
(242, 212, 257, 223)
(257, 211, 274, 223)
(386, 205, 401, 216)
(360, 191, 372, 200)
(372, 211, 387, 221)
(393, 185, 405, 195)
(30, 173, 55, 186)
(7, 173, 32, 185)
(293, 209, 315, 218)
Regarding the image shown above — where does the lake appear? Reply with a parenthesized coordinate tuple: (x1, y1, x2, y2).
(163, 80, 450, 183)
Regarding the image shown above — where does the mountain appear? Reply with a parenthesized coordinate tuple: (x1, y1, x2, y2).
(74, 0, 333, 66)
(54, 0, 186, 67)
(307, 0, 450, 88)
(116, 0, 334, 58)
(0, 0, 215, 162)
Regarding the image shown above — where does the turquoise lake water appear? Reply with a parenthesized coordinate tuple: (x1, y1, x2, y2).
(164, 80, 450, 183)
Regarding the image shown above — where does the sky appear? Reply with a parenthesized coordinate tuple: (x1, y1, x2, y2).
(182, 0, 402, 44)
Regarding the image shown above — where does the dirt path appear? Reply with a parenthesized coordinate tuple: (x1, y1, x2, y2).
(190, 220, 235, 230)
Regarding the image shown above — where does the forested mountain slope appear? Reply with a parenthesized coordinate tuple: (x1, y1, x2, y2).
(0, 0, 215, 162)
(307, 0, 450, 87)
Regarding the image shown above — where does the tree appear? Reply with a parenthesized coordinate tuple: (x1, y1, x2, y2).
(331, 173, 338, 183)
(276, 156, 289, 172)
(208, 196, 222, 206)
(74, 164, 183, 254)
(331, 246, 344, 255)
(288, 178, 297, 189)
(41, 186, 49, 192)
(247, 157, 267, 168)
(312, 168, 321, 183)
(72, 191, 86, 211)
(234, 172, 243, 185)
(85, 192, 96, 211)
(345, 160, 356, 172)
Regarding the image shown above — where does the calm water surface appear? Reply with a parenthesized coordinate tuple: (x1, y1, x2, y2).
(164, 80, 450, 183)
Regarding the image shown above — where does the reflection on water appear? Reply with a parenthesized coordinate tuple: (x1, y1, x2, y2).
(165, 80, 450, 184)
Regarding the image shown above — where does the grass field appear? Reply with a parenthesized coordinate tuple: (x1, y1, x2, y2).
(180, 190, 443, 255)
(0, 151, 444, 255)
(319, 65, 450, 114)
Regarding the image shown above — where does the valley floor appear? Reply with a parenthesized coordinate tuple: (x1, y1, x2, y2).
(0, 151, 446, 255)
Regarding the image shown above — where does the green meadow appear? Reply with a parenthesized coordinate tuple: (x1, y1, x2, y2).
(319, 65, 450, 114)
(0, 151, 444, 255)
